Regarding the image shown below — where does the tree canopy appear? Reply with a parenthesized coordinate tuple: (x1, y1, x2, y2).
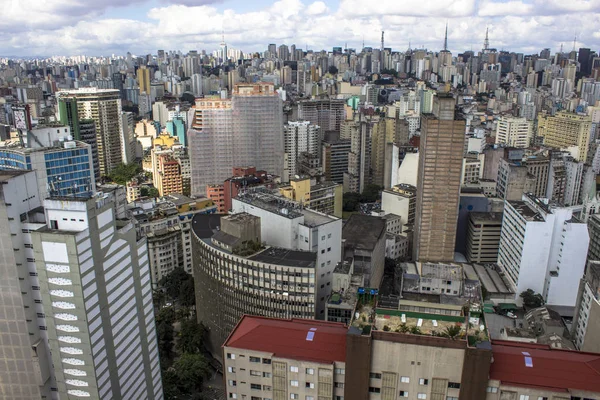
(520, 289, 544, 308)
(342, 184, 383, 212)
(107, 163, 141, 185)
(328, 65, 339, 75)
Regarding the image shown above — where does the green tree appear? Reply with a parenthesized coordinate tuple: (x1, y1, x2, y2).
(107, 163, 141, 185)
(156, 319, 175, 365)
(342, 192, 361, 212)
(444, 324, 462, 339)
(328, 66, 339, 75)
(170, 353, 212, 395)
(409, 326, 422, 335)
(179, 276, 197, 308)
(520, 289, 544, 308)
(141, 186, 160, 198)
(159, 268, 193, 302)
(177, 319, 206, 354)
(361, 184, 382, 203)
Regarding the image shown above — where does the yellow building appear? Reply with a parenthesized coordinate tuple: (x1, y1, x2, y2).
(537, 111, 592, 162)
(137, 66, 151, 94)
(279, 177, 343, 218)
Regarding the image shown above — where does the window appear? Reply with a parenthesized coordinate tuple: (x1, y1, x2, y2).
(290, 366, 299, 373)
(335, 368, 345, 375)
(328, 234, 332, 238)
(417, 394, 427, 400)
(486, 387, 498, 393)
(263, 372, 272, 378)
(250, 370, 261, 377)
(290, 394, 298, 400)
(228, 380, 237, 387)
(262, 358, 271, 364)
(519, 396, 529, 400)
(370, 373, 382, 379)
(321, 236, 325, 240)
(334, 382, 344, 389)
(306, 368, 314, 375)
(537, 397, 548, 400)
(419, 379, 428, 386)
(250, 356, 261, 363)
(252, 397, 261, 400)
(227, 353, 236, 359)
(447, 397, 458, 400)
(251, 384, 262, 390)
(399, 392, 408, 398)
(368, 387, 380, 393)
(228, 367, 236, 373)
(447, 382, 460, 389)
(305, 382, 314, 389)
(229, 394, 237, 399)
(306, 397, 314, 400)
(335, 397, 343, 400)
(400, 377, 410, 383)
(290, 381, 299, 387)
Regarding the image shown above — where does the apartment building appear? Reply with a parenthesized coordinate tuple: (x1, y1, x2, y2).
(465, 212, 503, 263)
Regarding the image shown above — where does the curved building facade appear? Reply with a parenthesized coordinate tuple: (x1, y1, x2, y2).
(191, 214, 317, 354)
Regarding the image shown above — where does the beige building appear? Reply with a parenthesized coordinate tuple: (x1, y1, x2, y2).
(279, 177, 343, 218)
(495, 116, 532, 148)
(414, 94, 466, 262)
(537, 111, 592, 162)
(465, 212, 503, 263)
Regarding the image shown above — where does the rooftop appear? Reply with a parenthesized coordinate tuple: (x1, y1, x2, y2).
(248, 248, 316, 268)
(508, 200, 545, 222)
(236, 190, 304, 219)
(0, 169, 30, 183)
(490, 340, 600, 393)
(224, 315, 348, 364)
(469, 212, 503, 223)
(342, 214, 386, 250)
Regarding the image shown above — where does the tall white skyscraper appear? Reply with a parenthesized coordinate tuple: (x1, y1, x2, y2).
(495, 116, 532, 148)
(497, 193, 589, 307)
(31, 195, 163, 399)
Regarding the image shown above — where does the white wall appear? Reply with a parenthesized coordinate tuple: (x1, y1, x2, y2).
(517, 220, 553, 296)
(395, 152, 419, 187)
(381, 191, 410, 226)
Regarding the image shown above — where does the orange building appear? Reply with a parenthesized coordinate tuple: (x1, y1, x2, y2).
(207, 184, 226, 213)
(157, 154, 183, 196)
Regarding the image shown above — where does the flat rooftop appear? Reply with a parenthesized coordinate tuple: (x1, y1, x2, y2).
(508, 200, 545, 222)
(235, 191, 304, 219)
(303, 209, 336, 227)
(342, 214, 386, 250)
(0, 169, 31, 182)
(469, 212, 503, 223)
(249, 248, 316, 268)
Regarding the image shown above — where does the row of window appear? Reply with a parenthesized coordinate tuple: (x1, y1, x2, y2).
(369, 388, 426, 399)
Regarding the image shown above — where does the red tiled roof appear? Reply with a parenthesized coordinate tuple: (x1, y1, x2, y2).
(490, 340, 600, 394)
(223, 315, 347, 364)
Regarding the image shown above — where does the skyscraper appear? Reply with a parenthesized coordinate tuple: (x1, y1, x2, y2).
(189, 83, 284, 196)
(495, 116, 533, 148)
(31, 195, 163, 399)
(137, 66, 151, 94)
(413, 93, 465, 261)
(56, 88, 125, 176)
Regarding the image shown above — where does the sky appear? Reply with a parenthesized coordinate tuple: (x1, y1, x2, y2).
(1, 0, 600, 57)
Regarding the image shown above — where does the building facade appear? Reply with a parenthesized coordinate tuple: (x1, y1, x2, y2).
(413, 94, 466, 262)
(495, 116, 532, 148)
(283, 121, 321, 182)
(31, 196, 163, 399)
(465, 212, 503, 263)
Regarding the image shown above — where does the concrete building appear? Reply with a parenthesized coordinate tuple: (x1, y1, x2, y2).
(232, 190, 342, 318)
(298, 99, 345, 133)
(283, 121, 321, 182)
(495, 116, 532, 148)
(31, 195, 163, 399)
(495, 158, 535, 201)
(497, 193, 589, 307)
(538, 111, 592, 162)
(191, 213, 319, 355)
(465, 212, 503, 263)
(56, 88, 125, 176)
(414, 94, 465, 262)
(343, 118, 373, 194)
(381, 184, 416, 227)
(572, 261, 600, 352)
(132, 194, 217, 281)
(342, 214, 386, 288)
(322, 137, 350, 184)
(588, 214, 600, 261)
(0, 129, 95, 199)
(0, 170, 54, 399)
(189, 83, 284, 196)
(279, 177, 343, 218)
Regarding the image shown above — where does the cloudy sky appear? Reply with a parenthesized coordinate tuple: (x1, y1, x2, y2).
(2, 0, 600, 57)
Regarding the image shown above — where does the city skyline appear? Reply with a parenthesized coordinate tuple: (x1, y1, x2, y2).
(3, 0, 600, 57)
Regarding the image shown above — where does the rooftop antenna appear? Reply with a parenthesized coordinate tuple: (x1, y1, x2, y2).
(381, 30, 385, 51)
(443, 21, 448, 51)
(572, 36, 577, 52)
(362, 36, 365, 50)
(560, 43, 563, 53)
(484, 26, 489, 51)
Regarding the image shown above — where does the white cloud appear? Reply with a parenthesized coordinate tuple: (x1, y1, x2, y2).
(1, 0, 599, 57)
(306, 1, 329, 15)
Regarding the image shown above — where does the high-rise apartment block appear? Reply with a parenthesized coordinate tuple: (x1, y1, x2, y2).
(465, 212, 503, 263)
(298, 99, 345, 133)
(283, 121, 321, 182)
(497, 193, 589, 306)
(31, 195, 163, 399)
(572, 261, 600, 352)
(495, 116, 532, 148)
(189, 83, 284, 196)
(538, 111, 592, 162)
(322, 137, 350, 184)
(57, 88, 125, 176)
(137, 66, 151, 94)
(413, 94, 465, 262)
